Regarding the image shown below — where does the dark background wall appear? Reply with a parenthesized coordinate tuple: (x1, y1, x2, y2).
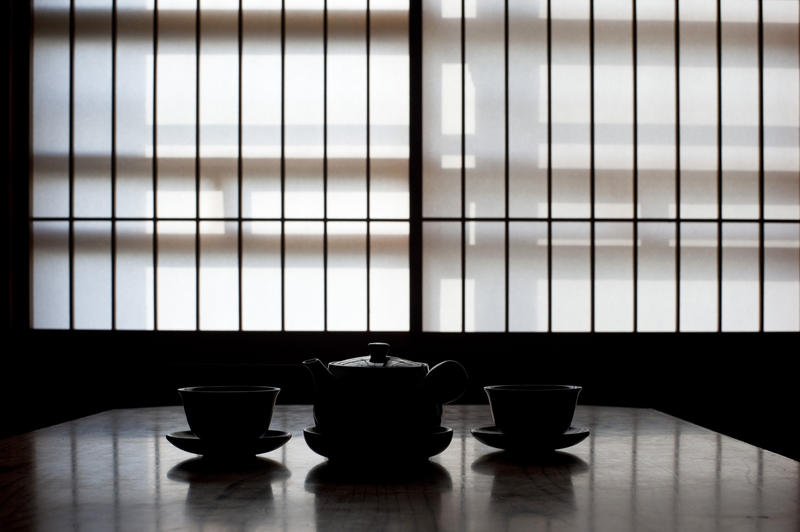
(4, 330, 798, 461)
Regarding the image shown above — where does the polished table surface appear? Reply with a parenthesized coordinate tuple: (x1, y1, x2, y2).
(1, 405, 798, 531)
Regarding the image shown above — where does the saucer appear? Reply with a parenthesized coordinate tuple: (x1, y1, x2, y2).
(166, 430, 291, 457)
(471, 426, 590, 453)
(303, 426, 453, 461)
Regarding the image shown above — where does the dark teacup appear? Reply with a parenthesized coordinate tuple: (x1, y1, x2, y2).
(485, 384, 581, 437)
(178, 386, 280, 443)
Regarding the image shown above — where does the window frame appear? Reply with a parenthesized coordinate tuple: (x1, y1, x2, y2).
(10, 0, 800, 336)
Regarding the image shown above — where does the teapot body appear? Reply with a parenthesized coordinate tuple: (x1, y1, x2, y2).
(311, 370, 444, 436)
(303, 344, 467, 441)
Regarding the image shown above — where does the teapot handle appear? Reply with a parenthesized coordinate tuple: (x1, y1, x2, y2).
(424, 360, 468, 404)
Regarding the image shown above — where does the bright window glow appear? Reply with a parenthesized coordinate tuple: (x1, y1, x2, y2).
(31, 0, 409, 331)
(30, 0, 800, 332)
(422, 0, 800, 331)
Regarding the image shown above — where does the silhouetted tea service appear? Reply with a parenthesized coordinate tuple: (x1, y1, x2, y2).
(472, 384, 589, 453)
(166, 385, 291, 458)
(486, 384, 581, 437)
(303, 342, 468, 461)
(165, 346, 590, 461)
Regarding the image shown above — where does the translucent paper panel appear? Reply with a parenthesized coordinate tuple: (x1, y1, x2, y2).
(242, 222, 281, 331)
(764, 224, 800, 331)
(465, 222, 504, 331)
(764, 0, 800, 220)
(241, 0, 282, 218)
(595, 222, 633, 331)
(32, 222, 70, 329)
(157, 221, 196, 330)
(157, 1, 197, 218)
(117, 0, 154, 217)
(74, 222, 111, 329)
(679, 222, 717, 331)
(32, 0, 70, 217)
(116, 221, 154, 330)
(370, 158, 409, 219)
(552, 223, 590, 331)
(200, 221, 238, 330)
(285, 222, 324, 330)
(74, 0, 112, 218)
(551, 0, 590, 218)
(594, 0, 633, 219)
(285, 0, 324, 218)
(370, 0, 409, 219)
(370, 222, 409, 331)
(721, 0, 759, 219)
(423, 222, 461, 331)
(637, 0, 675, 218)
(464, 0, 504, 217)
(327, 0, 367, 220)
(421, 0, 461, 216)
(199, 2, 238, 219)
(722, 223, 758, 331)
(678, 0, 718, 219)
(328, 223, 367, 331)
(508, 222, 547, 331)
(638, 222, 675, 331)
(508, 0, 546, 218)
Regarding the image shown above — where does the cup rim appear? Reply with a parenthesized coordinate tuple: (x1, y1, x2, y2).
(178, 385, 280, 394)
(484, 384, 581, 392)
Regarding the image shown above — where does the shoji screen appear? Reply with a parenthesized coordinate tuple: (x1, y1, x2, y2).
(29, 0, 800, 333)
(422, 0, 800, 332)
(31, 0, 410, 331)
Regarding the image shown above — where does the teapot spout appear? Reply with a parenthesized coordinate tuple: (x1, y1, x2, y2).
(303, 358, 334, 390)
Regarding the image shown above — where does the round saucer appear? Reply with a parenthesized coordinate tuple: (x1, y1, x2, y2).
(303, 426, 453, 461)
(471, 426, 590, 453)
(166, 430, 291, 457)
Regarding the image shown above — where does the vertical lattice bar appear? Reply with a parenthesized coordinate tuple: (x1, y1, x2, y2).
(716, 0, 722, 331)
(323, 0, 328, 331)
(195, 0, 201, 331)
(152, 0, 158, 330)
(69, 0, 75, 330)
(632, 0, 638, 332)
(758, 0, 765, 331)
(546, 0, 552, 332)
(111, 0, 117, 330)
(238, 0, 243, 331)
(504, 0, 509, 332)
(366, 0, 371, 331)
(409, 0, 422, 333)
(590, 0, 595, 332)
(280, 0, 286, 331)
(674, 0, 680, 331)
(460, 0, 466, 332)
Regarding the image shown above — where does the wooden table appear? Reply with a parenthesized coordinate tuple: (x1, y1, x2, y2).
(1, 405, 797, 531)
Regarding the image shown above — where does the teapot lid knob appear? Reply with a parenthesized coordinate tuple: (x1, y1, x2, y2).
(368, 342, 390, 364)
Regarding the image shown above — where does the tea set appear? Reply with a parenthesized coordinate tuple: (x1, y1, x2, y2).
(166, 343, 589, 461)
(166, 386, 291, 457)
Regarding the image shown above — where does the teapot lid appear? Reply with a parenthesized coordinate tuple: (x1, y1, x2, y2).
(329, 343, 427, 370)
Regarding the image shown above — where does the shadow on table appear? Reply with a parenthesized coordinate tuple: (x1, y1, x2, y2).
(471, 451, 589, 525)
(167, 457, 291, 527)
(304, 460, 453, 530)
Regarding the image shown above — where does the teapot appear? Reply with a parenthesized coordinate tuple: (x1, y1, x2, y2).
(303, 343, 468, 438)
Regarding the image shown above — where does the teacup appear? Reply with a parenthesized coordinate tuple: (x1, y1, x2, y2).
(484, 384, 581, 437)
(178, 386, 280, 443)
